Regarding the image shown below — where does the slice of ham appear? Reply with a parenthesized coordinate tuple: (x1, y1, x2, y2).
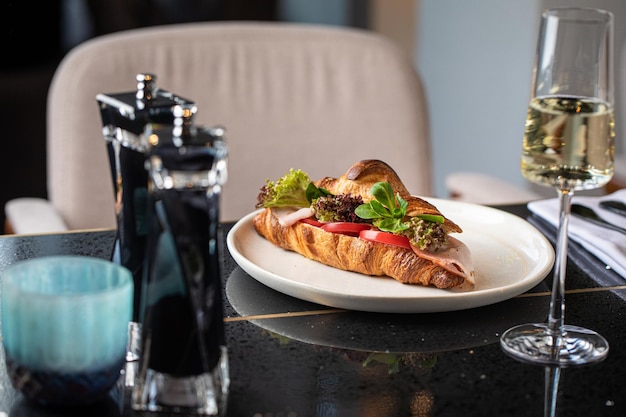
(411, 236, 475, 285)
(272, 207, 315, 227)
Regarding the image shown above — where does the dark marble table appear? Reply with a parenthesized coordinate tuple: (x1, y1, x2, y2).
(0, 204, 625, 416)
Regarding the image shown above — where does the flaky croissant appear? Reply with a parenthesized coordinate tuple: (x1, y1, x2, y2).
(253, 208, 465, 288)
(253, 159, 474, 289)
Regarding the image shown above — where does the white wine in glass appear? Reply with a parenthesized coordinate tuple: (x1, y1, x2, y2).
(523, 96, 614, 190)
(500, 7, 614, 366)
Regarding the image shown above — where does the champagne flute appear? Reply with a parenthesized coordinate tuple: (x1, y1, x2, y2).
(500, 7, 614, 366)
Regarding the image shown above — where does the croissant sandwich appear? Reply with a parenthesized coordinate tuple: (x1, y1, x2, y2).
(253, 160, 475, 289)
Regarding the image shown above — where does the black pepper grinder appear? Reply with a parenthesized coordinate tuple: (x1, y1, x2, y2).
(97, 74, 197, 388)
(96, 74, 197, 325)
(131, 105, 229, 415)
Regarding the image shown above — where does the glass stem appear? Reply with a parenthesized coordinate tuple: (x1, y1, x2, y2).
(547, 189, 573, 334)
(544, 365, 561, 417)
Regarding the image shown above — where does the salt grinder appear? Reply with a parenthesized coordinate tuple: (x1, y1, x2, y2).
(131, 106, 229, 415)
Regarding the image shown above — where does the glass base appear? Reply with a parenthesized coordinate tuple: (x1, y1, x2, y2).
(124, 321, 142, 388)
(131, 346, 229, 416)
(500, 323, 609, 366)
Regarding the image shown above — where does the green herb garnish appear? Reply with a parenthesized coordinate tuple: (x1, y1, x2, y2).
(355, 182, 409, 232)
(355, 182, 444, 234)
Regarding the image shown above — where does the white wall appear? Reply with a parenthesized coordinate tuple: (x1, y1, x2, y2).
(417, 0, 626, 198)
(416, 0, 541, 198)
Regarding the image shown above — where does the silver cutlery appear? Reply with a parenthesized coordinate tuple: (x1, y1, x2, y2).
(570, 204, 626, 235)
(599, 200, 626, 217)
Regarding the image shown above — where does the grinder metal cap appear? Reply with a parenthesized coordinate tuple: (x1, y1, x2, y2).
(96, 73, 197, 151)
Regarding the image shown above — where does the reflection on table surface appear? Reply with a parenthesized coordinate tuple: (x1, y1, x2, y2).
(225, 267, 551, 353)
(0, 204, 625, 416)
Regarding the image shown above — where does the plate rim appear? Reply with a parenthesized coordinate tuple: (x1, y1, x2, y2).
(226, 198, 555, 313)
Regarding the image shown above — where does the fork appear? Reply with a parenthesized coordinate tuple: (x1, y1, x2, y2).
(570, 204, 626, 235)
(599, 200, 626, 217)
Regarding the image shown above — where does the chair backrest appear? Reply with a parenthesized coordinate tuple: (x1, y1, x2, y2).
(47, 21, 432, 228)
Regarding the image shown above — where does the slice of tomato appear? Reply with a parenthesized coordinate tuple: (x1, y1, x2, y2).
(320, 222, 371, 237)
(299, 217, 323, 227)
(359, 229, 411, 249)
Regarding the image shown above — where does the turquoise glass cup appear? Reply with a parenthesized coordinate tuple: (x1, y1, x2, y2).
(1, 256, 133, 406)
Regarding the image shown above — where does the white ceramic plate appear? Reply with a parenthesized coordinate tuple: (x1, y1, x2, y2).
(226, 199, 555, 313)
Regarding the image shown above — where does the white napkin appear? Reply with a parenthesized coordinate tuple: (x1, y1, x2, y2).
(528, 189, 626, 279)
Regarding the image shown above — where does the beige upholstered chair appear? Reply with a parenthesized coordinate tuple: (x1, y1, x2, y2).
(5, 21, 535, 234)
